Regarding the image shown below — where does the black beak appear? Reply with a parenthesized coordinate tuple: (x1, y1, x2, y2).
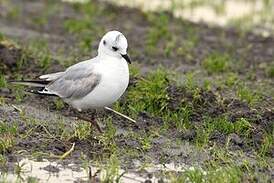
(121, 54, 131, 64)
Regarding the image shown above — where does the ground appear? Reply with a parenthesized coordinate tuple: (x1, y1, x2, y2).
(0, 0, 273, 182)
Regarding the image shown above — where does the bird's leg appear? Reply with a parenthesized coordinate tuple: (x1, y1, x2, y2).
(75, 111, 103, 133)
(104, 106, 136, 123)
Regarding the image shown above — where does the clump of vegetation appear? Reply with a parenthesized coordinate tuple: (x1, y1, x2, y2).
(259, 130, 273, 157)
(195, 116, 252, 147)
(202, 53, 231, 74)
(224, 72, 239, 87)
(171, 165, 242, 183)
(73, 122, 92, 140)
(236, 84, 260, 105)
(0, 32, 4, 42)
(0, 75, 7, 88)
(266, 63, 274, 78)
(115, 68, 193, 130)
(24, 39, 51, 70)
(13, 85, 25, 102)
(183, 72, 198, 90)
(0, 121, 17, 153)
(54, 98, 65, 110)
(0, 154, 7, 170)
(98, 117, 117, 150)
(101, 154, 121, 182)
(124, 68, 170, 117)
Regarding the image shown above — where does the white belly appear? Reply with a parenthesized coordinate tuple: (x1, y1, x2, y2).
(70, 59, 129, 110)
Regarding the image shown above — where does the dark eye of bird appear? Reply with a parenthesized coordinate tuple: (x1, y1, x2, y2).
(112, 46, 118, 51)
(103, 40, 106, 45)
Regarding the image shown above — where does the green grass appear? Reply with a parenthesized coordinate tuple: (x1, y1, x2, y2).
(145, 13, 171, 54)
(171, 165, 242, 183)
(64, 18, 92, 34)
(63, 18, 103, 53)
(97, 117, 117, 153)
(0, 154, 7, 171)
(26, 177, 40, 183)
(183, 72, 198, 91)
(202, 53, 231, 74)
(24, 39, 51, 70)
(259, 129, 274, 157)
(7, 5, 21, 20)
(170, 105, 193, 130)
(12, 85, 25, 102)
(73, 122, 92, 140)
(164, 37, 176, 57)
(0, 75, 7, 88)
(101, 154, 121, 183)
(14, 161, 27, 177)
(31, 2, 60, 26)
(116, 67, 193, 130)
(139, 133, 154, 151)
(56, 119, 93, 142)
(195, 129, 211, 147)
(0, 32, 4, 42)
(63, 2, 106, 54)
(212, 117, 251, 135)
(266, 63, 274, 78)
(54, 98, 65, 110)
(122, 68, 170, 117)
(176, 24, 198, 60)
(0, 1, 273, 181)
(234, 118, 252, 137)
(236, 84, 260, 105)
(0, 121, 18, 153)
(195, 116, 252, 147)
(32, 16, 48, 26)
(224, 73, 239, 87)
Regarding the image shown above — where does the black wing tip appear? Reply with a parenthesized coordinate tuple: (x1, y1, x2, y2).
(8, 80, 50, 85)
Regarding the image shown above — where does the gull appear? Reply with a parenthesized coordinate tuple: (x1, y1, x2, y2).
(10, 30, 135, 132)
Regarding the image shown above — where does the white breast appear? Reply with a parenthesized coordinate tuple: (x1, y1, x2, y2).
(71, 57, 129, 110)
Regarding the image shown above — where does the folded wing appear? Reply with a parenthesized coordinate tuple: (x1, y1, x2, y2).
(39, 72, 65, 81)
(44, 61, 101, 99)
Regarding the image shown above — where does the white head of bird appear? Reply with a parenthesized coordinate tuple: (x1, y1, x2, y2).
(98, 30, 131, 64)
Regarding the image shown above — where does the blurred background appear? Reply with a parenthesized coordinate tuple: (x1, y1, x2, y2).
(106, 0, 274, 36)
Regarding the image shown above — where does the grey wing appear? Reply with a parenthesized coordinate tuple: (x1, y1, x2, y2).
(45, 62, 101, 99)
